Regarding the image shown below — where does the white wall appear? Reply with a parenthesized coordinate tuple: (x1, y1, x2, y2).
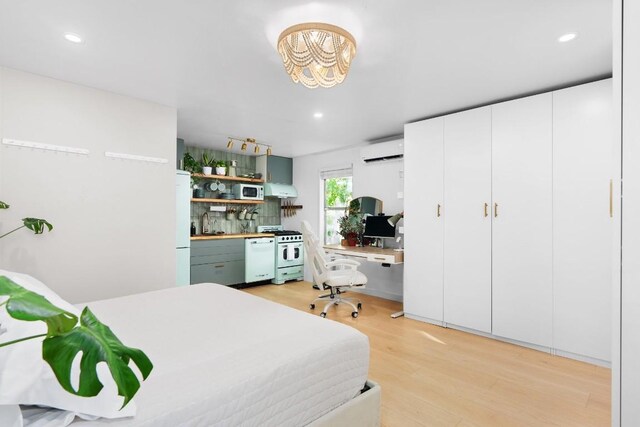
(283, 144, 404, 301)
(0, 67, 177, 303)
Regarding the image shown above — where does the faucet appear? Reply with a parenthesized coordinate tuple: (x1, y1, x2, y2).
(201, 212, 210, 234)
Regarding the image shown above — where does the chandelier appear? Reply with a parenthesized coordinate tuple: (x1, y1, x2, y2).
(277, 23, 357, 89)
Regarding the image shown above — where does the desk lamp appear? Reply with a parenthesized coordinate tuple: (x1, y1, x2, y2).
(388, 212, 404, 252)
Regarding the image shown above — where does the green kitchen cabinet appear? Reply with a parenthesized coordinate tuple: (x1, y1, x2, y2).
(256, 155, 293, 185)
(190, 239, 245, 285)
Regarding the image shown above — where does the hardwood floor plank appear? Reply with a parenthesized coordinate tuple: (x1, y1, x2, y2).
(242, 282, 610, 426)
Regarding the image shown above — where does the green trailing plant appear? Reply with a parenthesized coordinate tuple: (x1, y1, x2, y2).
(215, 160, 228, 168)
(201, 152, 215, 168)
(182, 152, 200, 174)
(0, 276, 152, 407)
(0, 201, 53, 239)
(0, 201, 152, 408)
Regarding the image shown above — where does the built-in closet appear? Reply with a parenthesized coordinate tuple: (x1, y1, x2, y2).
(404, 79, 612, 363)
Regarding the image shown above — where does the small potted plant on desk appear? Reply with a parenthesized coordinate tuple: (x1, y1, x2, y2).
(338, 213, 364, 246)
(215, 160, 228, 176)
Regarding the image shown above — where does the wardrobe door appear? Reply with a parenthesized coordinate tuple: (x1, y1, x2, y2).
(492, 93, 553, 347)
(443, 107, 492, 333)
(403, 118, 444, 322)
(553, 80, 613, 361)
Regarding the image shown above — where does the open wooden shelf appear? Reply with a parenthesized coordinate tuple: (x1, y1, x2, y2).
(191, 198, 265, 205)
(191, 173, 264, 183)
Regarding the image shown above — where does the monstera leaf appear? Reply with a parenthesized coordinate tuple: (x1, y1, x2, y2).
(43, 307, 153, 407)
(0, 276, 77, 335)
(0, 277, 153, 408)
(22, 217, 53, 234)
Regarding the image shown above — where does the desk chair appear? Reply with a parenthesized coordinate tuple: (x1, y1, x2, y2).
(301, 221, 368, 318)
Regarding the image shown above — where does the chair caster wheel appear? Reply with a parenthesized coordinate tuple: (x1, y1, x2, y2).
(357, 303, 362, 310)
(330, 294, 335, 299)
(310, 304, 315, 310)
(352, 311, 358, 318)
(320, 312, 327, 318)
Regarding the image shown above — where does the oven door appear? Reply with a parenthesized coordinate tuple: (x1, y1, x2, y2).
(277, 242, 304, 267)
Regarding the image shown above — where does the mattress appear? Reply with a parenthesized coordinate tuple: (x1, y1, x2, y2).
(53, 283, 370, 426)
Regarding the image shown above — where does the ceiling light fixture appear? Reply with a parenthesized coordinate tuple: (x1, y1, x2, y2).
(227, 137, 273, 156)
(314, 112, 324, 119)
(277, 22, 356, 89)
(558, 33, 577, 43)
(64, 33, 83, 44)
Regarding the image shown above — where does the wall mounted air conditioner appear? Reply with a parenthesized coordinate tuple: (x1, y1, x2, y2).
(360, 139, 404, 164)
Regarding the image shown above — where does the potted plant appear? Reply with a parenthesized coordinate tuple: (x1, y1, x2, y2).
(201, 153, 215, 175)
(182, 152, 200, 174)
(215, 160, 228, 176)
(338, 213, 364, 246)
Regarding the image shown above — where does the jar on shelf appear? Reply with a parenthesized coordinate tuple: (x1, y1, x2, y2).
(228, 160, 237, 177)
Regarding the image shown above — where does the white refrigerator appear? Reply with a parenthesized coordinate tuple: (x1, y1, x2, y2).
(176, 171, 191, 286)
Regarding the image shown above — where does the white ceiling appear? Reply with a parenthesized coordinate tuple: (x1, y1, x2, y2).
(0, 0, 611, 157)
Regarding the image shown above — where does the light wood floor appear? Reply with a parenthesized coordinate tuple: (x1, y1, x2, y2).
(243, 281, 611, 427)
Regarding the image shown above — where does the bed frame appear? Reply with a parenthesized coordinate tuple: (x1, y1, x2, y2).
(308, 380, 381, 427)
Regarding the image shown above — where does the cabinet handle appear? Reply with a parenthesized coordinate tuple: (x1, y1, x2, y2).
(494, 203, 498, 218)
(437, 204, 441, 217)
(610, 179, 613, 218)
(484, 203, 489, 217)
(214, 264, 224, 268)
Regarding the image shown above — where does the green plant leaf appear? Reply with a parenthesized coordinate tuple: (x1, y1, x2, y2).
(22, 218, 53, 234)
(43, 307, 153, 407)
(0, 276, 77, 335)
(0, 201, 9, 209)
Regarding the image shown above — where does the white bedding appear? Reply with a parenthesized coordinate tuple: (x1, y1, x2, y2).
(39, 283, 369, 426)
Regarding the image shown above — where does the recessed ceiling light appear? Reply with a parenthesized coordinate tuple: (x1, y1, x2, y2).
(64, 33, 83, 44)
(313, 112, 323, 119)
(558, 33, 577, 43)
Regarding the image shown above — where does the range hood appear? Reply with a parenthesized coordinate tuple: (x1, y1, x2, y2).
(264, 183, 298, 198)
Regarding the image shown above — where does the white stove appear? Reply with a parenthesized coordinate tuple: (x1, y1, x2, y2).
(258, 225, 304, 284)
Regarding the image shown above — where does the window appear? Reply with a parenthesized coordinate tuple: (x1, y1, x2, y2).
(322, 167, 353, 245)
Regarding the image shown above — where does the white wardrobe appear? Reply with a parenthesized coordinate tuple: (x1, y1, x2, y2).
(404, 79, 613, 363)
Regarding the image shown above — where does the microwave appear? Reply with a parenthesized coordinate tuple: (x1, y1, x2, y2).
(233, 184, 264, 201)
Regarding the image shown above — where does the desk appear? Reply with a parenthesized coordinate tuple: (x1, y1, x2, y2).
(323, 245, 404, 264)
(323, 245, 404, 318)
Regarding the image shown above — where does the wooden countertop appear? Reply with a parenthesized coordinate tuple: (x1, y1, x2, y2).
(191, 233, 274, 241)
(323, 244, 404, 264)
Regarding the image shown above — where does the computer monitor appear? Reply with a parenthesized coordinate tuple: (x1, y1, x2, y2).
(363, 215, 396, 238)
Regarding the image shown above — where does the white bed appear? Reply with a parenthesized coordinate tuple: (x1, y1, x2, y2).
(46, 283, 376, 426)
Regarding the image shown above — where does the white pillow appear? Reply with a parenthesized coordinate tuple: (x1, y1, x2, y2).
(0, 269, 137, 419)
